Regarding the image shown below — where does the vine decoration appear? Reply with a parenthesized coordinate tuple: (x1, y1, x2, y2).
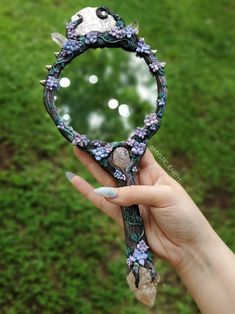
(41, 6, 167, 295)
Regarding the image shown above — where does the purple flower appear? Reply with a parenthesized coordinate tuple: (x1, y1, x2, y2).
(131, 142, 146, 155)
(153, 62, 166, 75)
(63, 39, 82, 55)
(109, 26, 124, 39)
(57, 121, 66, 130)
(123, 25, 137, 38)
(150, 124, 157, 131)
(66, 21, 77, 39)
(136, 38, 151, 55)
(127, 248, 148, 267)
(92, 140, 102, 147)
(135, 127, 147, 139)
(150, 54, 158, 62)
(92, 144, 113, 161)
(127, 255, 136, 267)
(127, 138, 146, 154)
(114, 170, 126, 181)
(72, 133, 89, 147)
(92, 147, 108, 160)
(149, 62, 159, 73)
(134, 249, 148, 266)
(137, 240, 149, 253)
(126, 138, 136, 147)
(127, 240, 149, 267)
(104, 144, 113, 154)
(157, 98, 165, 107)
(144, 113, 158, 127)
(85, 32, 98, 44)
(46, 76, 59, 90)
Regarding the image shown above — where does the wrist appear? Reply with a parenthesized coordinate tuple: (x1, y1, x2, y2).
(176, 226, 234, 283)
(175, 221, 220, 275)
(174, 224, 235, 314)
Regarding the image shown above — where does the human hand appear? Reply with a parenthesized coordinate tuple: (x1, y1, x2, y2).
(66, 147, 235, 314)
(66, 147, 214, 269)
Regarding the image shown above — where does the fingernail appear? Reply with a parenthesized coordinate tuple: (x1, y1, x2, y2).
(65, 172, 75, 182)
(94, 187, 118, 199)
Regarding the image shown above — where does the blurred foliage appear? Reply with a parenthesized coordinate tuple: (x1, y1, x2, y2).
(0, 0, 235, 313)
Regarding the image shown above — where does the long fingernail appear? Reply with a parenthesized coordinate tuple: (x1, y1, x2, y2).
(94, 187, 118, 199)
(65, 172, 75, 182)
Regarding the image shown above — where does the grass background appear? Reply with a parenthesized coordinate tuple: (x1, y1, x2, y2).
(0, 0, 235, 313)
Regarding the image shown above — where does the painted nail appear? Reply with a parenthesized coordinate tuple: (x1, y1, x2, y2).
(94, 187, 118, 199)
(65, 172, 75, 182)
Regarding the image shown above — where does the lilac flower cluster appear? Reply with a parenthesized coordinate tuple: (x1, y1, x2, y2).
(92, 140, 102, 147)
(123, 25, 138, 38)
(126, 137, 136, 147)
(137, 240, 149, 252)
(157, 98, 166, 107)
(46, 76, 59, 91)
(144, 113, 159, 130)
(104, 144, 113, 153)
(136, 38, 151, 55)
(72, 133, 89, 147)
(135, 127, 147, 139)
(114, 170, 126, 181)
(57, 121, 66, 130)
(131, 141, 146, 155)
(63, 39, 82, 55)
(66, 21, 78, 39)
(92, 144, 113, 161)
(126, 138, 146, 155)
(127, 240, 149, 267)
(150, 61, 165, 73)
(85, 32, 98, 44)
(109, 26, 124, 39)
(149, 62, 159, 73)
(109, 25, 137, 39)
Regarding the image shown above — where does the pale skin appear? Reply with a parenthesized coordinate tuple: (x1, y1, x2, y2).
(67, 147, 235, 314)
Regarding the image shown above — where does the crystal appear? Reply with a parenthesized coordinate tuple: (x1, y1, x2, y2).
(71, 7, 116, 36)
(51, 32, 67, 47)
(126, 267, 160, 307)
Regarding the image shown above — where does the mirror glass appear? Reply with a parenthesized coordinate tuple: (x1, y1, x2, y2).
(55, 48, 158, 142)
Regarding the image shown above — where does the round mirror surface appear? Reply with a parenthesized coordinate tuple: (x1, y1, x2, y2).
(55, 48, 158, 142)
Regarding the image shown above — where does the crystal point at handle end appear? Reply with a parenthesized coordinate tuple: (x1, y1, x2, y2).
(126, 266, 160, 307)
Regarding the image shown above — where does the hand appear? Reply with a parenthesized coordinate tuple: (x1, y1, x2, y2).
(66, 147, 235, 314)
(66, 147, 213, 269)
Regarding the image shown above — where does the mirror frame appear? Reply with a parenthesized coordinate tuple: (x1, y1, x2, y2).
(42, 6, 167, 178)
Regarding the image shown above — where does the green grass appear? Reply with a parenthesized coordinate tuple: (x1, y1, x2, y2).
(0, 0, 235, 313)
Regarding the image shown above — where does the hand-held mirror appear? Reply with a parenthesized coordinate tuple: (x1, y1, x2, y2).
(41, 6, 167, 307)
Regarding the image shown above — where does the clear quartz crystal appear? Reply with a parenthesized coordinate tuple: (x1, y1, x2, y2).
(71, 7, 116, 36)
(51, 32, 67, 47)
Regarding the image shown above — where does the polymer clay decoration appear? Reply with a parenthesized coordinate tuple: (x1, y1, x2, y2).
(40, 7, 167, 307)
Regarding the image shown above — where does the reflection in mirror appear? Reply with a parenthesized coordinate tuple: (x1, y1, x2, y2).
(56, 48, 158, 142)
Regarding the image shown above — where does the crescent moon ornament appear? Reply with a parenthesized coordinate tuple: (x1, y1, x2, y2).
(41, 6, 167, 307)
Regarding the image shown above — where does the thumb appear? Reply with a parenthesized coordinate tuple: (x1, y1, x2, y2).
(94, 185, 170, 207)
